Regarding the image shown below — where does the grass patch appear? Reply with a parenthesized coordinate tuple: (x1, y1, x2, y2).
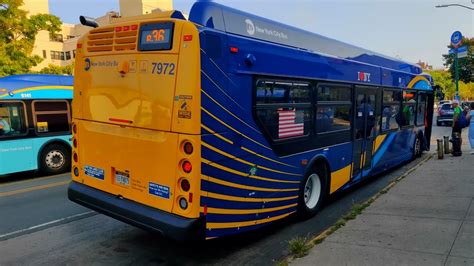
(275, 259, 289, 266)
(288, 236, 311, 258)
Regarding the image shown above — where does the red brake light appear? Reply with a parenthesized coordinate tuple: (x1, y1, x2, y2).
(230, 47, 238, 53)
(73, 138, 77, 148)
(76, 43, 82, 49)
(115, 26, 122, 32)
(73, 152, 78, 163)
(131, 25, 138, 30)
(183, 35, 193, 41)
(182, 161, 192, 173)
(123, 25, 130, 31)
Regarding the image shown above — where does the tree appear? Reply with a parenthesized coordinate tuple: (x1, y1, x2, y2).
(0, 0, 61, 77)
(442, 37, 474, 83)
(38, 63, 74, 75)
(427, 70, 455, 99)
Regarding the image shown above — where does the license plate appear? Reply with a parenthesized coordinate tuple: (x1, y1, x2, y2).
(115, 171, 130, 186)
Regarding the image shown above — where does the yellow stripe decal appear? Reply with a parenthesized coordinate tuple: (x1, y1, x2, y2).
(204, 190, 298, 203)
(202, 107, 272, 151)
(407, 76, 430, 89)
(202, 89, 260, 133)
(201, 124, 234, 145)
(373, 134, 387, 154)
(329, 164, 352, 194)
(207, 211, 296, 229)
(240, 146, 298, 169)
(203, 142, 300, 176)
(202, 158, 299, 184)
(201, 203, 298, 215)
(206, 175, 299, 192)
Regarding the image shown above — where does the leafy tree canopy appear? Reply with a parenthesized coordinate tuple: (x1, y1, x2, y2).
(0, 0, 61, 77)
(37, 63, 74, 75)
(442, 37, 474, 84)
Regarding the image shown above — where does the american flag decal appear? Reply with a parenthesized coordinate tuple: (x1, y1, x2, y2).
(278, 109, 304, 138)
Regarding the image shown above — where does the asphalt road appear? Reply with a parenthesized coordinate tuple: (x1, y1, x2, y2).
(0, 122, 453, 265)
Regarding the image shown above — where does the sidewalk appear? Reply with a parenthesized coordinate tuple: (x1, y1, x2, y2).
(292, 132, 474, 266)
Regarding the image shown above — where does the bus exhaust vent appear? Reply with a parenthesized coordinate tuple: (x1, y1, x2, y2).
(87, 26, 138, 53)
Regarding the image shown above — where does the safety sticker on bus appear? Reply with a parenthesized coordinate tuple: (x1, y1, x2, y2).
(149, 182, 170, 199)
(84, 165, 105, 180)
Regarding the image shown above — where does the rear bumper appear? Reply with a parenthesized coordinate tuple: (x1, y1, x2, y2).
(437, 116, 453, 122)
(68, 181, 205, 241)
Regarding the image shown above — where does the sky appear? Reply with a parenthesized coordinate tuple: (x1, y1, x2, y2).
(49, 0, 474, 69)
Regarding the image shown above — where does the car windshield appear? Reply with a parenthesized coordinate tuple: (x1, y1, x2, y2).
(441, 104, 453, 110)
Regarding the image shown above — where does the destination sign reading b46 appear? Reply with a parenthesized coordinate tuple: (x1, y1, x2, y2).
(139, 22, 174, 51)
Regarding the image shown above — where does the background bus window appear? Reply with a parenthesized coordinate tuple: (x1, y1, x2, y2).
(402, 91, 416, 127)
(416, 93, 427, 126)
(0, 102, 27, 137)
(382, 89, 401, 131)
(255, 80, 311, 140)
(315, 84, 351, 134)
(33, 101, 71, 134)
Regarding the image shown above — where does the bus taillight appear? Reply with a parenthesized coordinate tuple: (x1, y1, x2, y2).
(182, 160, 192, 173)
(73, 152, 78, 163)
(183, 141, 193, 155)
(180, 178, 191, 192)
(73, 138, 77, 148)
(72, 123, 77, 134)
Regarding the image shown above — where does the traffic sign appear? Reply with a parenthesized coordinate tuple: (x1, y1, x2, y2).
(457, 45, 468, 53)
(458, 51, 468, 58)
(451, 31, 463, 48)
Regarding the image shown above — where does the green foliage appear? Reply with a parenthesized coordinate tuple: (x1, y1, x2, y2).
(428, 70, 474, 100)
(288, 236, 311, 258)
(442, 37, 474, 84)
(0, 0, 62, 77)
(38, 63, 74, 75)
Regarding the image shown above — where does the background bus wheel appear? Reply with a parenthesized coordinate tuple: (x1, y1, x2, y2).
(413, 136, 422, 158)
(298, 168, 326, 218)
(40, 144, 70, 175)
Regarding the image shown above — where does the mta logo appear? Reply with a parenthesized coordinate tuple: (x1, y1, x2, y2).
(245, 19, 255, 35)
(358, 71, 371, 82)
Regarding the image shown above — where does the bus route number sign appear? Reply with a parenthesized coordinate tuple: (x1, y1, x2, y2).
(139, 22, 174, 51)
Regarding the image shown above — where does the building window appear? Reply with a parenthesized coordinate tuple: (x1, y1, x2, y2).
(42, 50, 47, 59)
(50, 51, 61, 60)
(65, 51, 71, 60)
(0, 101, 27, 137)
(33, 101, 70, 134)
(315, 84, 351, 134)
(49, 33, 64, 42)
(255, 80, 311, 140)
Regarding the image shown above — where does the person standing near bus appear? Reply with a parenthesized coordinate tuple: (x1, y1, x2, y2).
(466, 102, 474, 154)
(452, 100, 463, 147)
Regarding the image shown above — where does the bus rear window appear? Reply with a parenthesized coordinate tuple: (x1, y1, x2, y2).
(138, 22, 174, 51)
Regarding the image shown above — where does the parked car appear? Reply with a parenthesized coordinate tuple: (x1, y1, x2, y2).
(436, 103, 454, 126)
(436, 100, 452, 113)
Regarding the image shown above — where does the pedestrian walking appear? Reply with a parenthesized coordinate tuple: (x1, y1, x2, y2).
(467, 102, 474, 154)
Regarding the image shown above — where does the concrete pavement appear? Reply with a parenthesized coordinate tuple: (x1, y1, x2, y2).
(293, 131, 474, 266)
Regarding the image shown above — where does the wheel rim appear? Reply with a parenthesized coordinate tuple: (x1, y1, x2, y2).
(45, 150, 65, 169)
(304, 173, 321, 209)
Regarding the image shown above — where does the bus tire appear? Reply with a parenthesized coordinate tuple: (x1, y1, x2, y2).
(297, 166, 327, 218)
(39, 143, 71, 175)
(413, 135, 422, 158)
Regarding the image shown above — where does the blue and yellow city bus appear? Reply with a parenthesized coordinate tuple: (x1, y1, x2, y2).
(0, 74, 73, 176)
(68, 1, 433, 241)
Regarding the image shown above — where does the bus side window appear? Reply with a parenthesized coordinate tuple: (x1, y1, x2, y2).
(32, 101, 71, 135)
(0, 102, 27, 137)
(382, 89, 401, 131)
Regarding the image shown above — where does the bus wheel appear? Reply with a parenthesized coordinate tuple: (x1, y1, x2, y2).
(40, 144, 71, 175)
(413, 136, 422, 158)
(298, 168, 326, 218)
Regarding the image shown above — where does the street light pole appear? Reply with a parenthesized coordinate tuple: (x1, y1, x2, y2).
(435, 4, 474, 10)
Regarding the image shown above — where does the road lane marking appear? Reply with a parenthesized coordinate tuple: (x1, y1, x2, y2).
(0, 180, 70, 197)
(0, 173, 70, 188)
(0, 211, 96, 241)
